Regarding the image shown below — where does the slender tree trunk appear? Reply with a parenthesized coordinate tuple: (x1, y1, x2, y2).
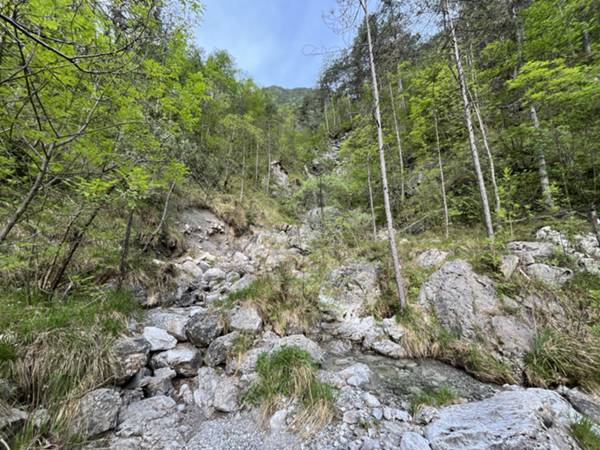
(254, 138, 260, 189)
(240, 145, 246, 202)
(388, 80, 406, 203)
(583, 30, 592, 57)
(331, 98, 337, 130)
(361, 0, 407, 310)
(434, 110, 450, 239)
(324, 102, 330, 135)
(143, 182, 175, 252)
(118, 208, 134, 286)
(265, 126, 272, 195)
(397, 77, 407, 113)
(529, 104, 554, 209)
(0, 147, 52, 244)
(319, 174, 325, 226)
(347, 94, 353, 126)
(444, 0, 494, 239)
(590, 203, 600, 246)
(367, 156, 377, 240)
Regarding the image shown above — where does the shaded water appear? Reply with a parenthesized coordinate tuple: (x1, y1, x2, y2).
(325, 352, 498, 402)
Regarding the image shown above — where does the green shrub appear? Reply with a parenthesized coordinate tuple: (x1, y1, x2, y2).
(571, 418, 600, 450)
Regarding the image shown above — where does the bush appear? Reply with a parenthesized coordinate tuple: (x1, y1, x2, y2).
(245, 346, 335, 432)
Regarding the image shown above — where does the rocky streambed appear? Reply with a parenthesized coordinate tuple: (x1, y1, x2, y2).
(12, 207, 597, 450)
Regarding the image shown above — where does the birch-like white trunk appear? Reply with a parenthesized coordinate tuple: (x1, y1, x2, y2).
(529, 104, 554, 209)
(434, 110, 450, 239)
(367, 156, 377, 240)
(444, 0, 494, 239)
(388, 80, 406, 203)
(360, 0, 407, 309)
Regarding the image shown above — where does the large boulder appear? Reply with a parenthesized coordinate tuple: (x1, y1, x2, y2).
(205, 332, 239, 367)
(507, 241, 555, 264)
(145, 308, 194, 341)
(425, 388, 581, 450)
(184, 310, 224, 347)
(400, 432, 431, 450)
(319, 261, 380, 321)
(418, 260, 534, 373)
(113, 337, 151, 384)
(229, 306, 262, 333)
(525, 263, 574, 287)
(150, 344, 202, 377)
(72, 388, 121, 438)
(415, 249, 449, 269)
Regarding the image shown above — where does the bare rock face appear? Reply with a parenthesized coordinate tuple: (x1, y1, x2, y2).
(193, 367, 240, 417)
(525, 263, 574, 287)
(142, 327, 177, 352)
(400, 432, 431, 450)
(73, 388, 121, 438)
(418, 260, 534, 376)
(204, 332, 240, 367)
(319, 260, 380, 321)
(425, 388, 581, 450)
(150, 344, 202, 377)
(145, 308, 193, 341)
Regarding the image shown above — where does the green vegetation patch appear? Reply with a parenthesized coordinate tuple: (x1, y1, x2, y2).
(571, 418, 600, 450)
(409, 386, 457, 416)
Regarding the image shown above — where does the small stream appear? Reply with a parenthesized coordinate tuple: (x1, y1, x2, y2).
(325, 352, 498, 403)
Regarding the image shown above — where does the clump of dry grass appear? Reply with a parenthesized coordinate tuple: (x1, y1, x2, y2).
(244, 346, 335, 435)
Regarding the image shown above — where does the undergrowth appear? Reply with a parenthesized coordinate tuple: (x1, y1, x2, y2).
(571, 418, 600, 450)
(409, 386, 457, 416)
(244, 346, 335, 433)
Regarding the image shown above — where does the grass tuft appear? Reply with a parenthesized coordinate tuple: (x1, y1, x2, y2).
(244, 346, 335, 433)
(571, 418, 600, 450)
(409, 386, 457, 416)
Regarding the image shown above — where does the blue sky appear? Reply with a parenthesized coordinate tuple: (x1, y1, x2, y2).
(194, 0, 351, 88)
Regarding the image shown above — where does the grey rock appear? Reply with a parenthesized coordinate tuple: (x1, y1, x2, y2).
(363, 392, 381, 408)
(145, 309, 191, 341)
(370, 339, 407, 359)
(507, 241, 555, 263)
(142, 326, 177, 351)
(180, 260, 204, 279)
(559, 386, 600, 424)
(229, 306, 262, 333)
(319, 260, 380, 321)
(415, 249, 449, 268)
(339, 363, 371, 387)
(229, 274, 256, 294)
(425, 388, 581, 450)
(194, 367, 240, 416)
(145, 367, 176, 396)
(150, 344, 202, 377)
(343, 410, 360, 424)
(73, 388, 121, 438)
(500, 254, 520, 279)
(525, 263, 574, 286)
(185, 310, 224, 347)
(400, 432, 431, 450)
(0, 406, 27, 436)
(204, 267, 226, 283)
(382, 318, 405, 343)
(113, 337, 150, 383)
(270, 334, 324, 363)
(205, 332, 239, 367)
(361, 437, 381, 450)
(269, 409, 288, 431)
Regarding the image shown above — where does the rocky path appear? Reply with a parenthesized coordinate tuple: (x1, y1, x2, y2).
(72, 208, 600, 450)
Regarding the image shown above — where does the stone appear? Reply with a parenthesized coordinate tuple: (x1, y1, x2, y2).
(229, 274, 256, 294)
(361, 437, 381, 450)
(507, 241, 555, 263)
(370, 339, 407, 359)
(113, 337, 151, 383)
(145, 309, 190, 341)
(205, 332, 239, 367)
(335, 316, 380, 343)
(180, 260, 204, 279)
(184, 310, 224, 347)
(73, 388, 121, 438)
(204, 267, 226, 283)
(383, 407, 411, 422)
(142, 326, 177, 351)
(400, 432, 431, 450)
(425, 388, 581, 450)
(559, 386, 600, 424)
(339, 363, 371, 387)
(343, 410, 360, 424)
(414, 405, 437, 425)
(0, 407, 27, 436)
(269, 409, 288, 431)
(150, 344, 202, 377)
(114, 395, 186, 449)
(525, 263, 574, 286)
(194, 367, 240, 416)
(319, 261, 380, 321)
(270, 334, 324, 363)
(363, 392, 381, 408)
(500, 254, 520, 279)
(229, 306, 262, 333)
(30, 408, 50, 429)
(415, 249, 449, 268)
(145, 367, 176, 396)
(382, 318, 405, 343)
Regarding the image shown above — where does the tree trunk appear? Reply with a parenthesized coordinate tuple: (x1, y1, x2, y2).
(240, 145, 246, 202)
(583, 30, 592, 57)
(590, 203, 600, 246)
(118, 208, 134, 286)
(367, 156, 377, 240)
(444, 0, 494, 239)
(265, 126, 272, 195)
(360, 0, 407, 310)
(324, 102, 330, 135)
(255, 138, 260, 189)
(388, 80, 406, 203)
(0, 148, 52, 244)
(434, 110, 450, 239)
(347, 94, 353, 126)
(143, 181, 175, 252)
(529, 104, 554, 210)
